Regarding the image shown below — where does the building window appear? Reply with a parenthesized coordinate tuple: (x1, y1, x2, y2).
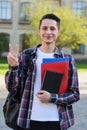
(72, 43, 85, 54)
(20, 2, 30, 21)
(0, 33, 9, 57)
(0, 1, 11, 20)
(72, 1, 87, 16)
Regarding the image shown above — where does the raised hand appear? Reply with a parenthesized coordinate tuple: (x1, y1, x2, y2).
(7, 44, 19, 67)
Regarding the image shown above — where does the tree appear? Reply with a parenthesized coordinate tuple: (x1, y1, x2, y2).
(54, 7, 87, 48)
(25, 0, 87, 48)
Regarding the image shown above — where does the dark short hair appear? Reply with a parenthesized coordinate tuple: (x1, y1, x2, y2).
(39, 13, 60, 29)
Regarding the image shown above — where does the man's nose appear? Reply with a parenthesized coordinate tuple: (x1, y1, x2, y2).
(46, 28, 51, 34)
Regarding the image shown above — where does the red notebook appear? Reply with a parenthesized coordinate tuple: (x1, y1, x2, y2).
(41, 61, 69, 94)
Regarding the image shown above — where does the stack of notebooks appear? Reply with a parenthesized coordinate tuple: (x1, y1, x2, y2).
(41, 58, 69, 94)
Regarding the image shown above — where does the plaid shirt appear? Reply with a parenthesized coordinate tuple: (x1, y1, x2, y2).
(5, 44, 80, 130)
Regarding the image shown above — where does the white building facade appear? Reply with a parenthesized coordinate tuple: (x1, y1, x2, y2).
(0, 0, 87, 59)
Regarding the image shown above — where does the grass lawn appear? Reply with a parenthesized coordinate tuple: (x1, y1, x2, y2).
(0, 59, 8, 75)
(76, 61, 87, 71)
(0, 59, 87, 75)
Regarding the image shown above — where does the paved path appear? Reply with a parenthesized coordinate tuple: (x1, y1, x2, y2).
(0, 72, 87, 130)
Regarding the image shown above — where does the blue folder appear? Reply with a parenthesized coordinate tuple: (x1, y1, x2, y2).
(42, 57, 69, 63)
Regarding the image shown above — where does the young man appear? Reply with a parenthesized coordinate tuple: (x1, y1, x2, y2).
(5, 14, 80, 130)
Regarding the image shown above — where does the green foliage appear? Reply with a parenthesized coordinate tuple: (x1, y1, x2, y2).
(54, 7, 87, 48)
(25, 0, 87, 48)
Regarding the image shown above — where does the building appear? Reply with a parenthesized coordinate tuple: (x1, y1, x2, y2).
(0, 0, 87, 60)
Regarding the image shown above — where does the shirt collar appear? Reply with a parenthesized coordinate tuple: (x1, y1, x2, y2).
(31, 44, 62, 58)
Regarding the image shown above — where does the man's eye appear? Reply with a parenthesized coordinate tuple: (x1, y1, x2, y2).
(51, 27, 56, 30)
(42, 27, 47, 30)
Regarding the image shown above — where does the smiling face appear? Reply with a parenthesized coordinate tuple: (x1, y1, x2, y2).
(38, 19, 60, 45)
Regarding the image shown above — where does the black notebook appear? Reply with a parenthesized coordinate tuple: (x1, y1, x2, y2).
(41, 70, 63, 93)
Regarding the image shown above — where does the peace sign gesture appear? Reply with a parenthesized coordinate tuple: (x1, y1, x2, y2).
(7, 44, 19, 67)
